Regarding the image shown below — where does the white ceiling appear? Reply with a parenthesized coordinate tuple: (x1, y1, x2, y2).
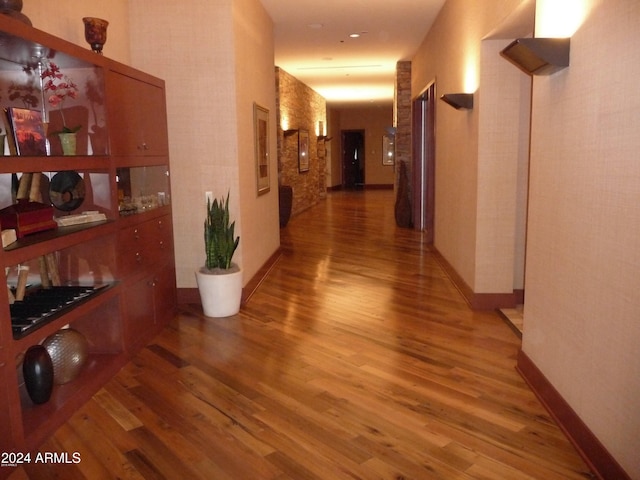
(259, 0, 446, 107)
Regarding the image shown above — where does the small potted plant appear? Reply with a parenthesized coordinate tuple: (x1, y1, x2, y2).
(41, 61, 81, 155)
(195, 191, 242, 317)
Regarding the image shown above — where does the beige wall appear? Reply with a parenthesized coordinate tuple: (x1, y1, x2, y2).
(26, 0, 280, 289)
(24, 1, 130, 65)
(126, 0, 279, 289)
(411, 0, 528, 294)
(523, 0, 640, 477)
(413, 0, 639, 476)
(333, 105, 395, 187)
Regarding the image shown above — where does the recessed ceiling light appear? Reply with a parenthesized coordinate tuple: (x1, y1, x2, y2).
(349, 33, 360, 38)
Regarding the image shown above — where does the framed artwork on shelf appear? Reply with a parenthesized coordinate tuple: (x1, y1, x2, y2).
(5, 108, 47, 156)
(253, 103, 270, 195)
(382, 134, 395, 165)
(298, 129, 309, 172)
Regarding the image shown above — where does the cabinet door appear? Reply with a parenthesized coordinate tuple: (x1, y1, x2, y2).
(153, 263, 177, 327)
(139, 82, 169, 157)
(0, 357, 13, 451)
(122, 277, 155, 350)
(107, 71, 169, 157)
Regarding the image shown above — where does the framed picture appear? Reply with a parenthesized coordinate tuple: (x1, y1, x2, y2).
(382, 134, 395, 165)
(254, 103, 270, 195)
(298, 129, 309, 172)
(6, 108, 47, 156)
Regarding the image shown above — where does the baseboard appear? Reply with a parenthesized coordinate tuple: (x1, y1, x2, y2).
(326, 184, 393, 191)
(241, 247, 282, 303)
(516, 350, 631, 480)
(431, 247, 521, 310)
(177, 247, 282, 307)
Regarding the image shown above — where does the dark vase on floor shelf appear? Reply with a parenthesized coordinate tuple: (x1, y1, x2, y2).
(279, 185, 293, 228)
(22, 345, 54, 405)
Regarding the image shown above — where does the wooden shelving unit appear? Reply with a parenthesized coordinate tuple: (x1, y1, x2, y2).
(0, 16, 176, 465)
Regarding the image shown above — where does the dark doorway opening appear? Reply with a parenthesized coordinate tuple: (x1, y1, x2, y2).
(341, 130, 365, 189)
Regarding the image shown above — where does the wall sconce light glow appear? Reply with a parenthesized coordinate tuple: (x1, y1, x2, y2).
(536, 0, 589, 37)
(464, 56, 478, 93)
(317, 121, 324, 137)
(281, 116, 289, 132)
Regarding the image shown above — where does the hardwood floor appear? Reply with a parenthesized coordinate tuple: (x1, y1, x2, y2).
(9, 190, 593, 479)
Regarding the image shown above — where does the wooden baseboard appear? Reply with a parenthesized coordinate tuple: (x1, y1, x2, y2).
(177, 247, 282, 307)
(431, 247, 521, 310)
(516, 350, 631, 480)
(326, 184, 393, 191)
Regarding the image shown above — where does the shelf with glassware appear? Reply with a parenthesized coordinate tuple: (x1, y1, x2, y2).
(0, 24, 109, 159)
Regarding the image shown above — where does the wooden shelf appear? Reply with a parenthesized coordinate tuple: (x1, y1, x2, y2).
(19, 352, 127, 448)
(0, 156, 111, 174)
(9, 283, 119, 354)
(2, 221, 116, 266)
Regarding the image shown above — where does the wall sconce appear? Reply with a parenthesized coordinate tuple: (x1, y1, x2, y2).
(317, 120, 330, 140)
(283, 129, 299, 137)
(500, 38, 570, 75)
(440, 93, 474, 110)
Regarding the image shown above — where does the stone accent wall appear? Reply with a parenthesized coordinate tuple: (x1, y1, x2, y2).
(276, 68, 327, 217)
(394, 61, 412, 198)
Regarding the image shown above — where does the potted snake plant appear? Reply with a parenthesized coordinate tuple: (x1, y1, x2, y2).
(195, 191, 242, 317)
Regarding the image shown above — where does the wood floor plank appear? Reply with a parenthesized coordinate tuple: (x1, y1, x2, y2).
(9, 191, 594, 480)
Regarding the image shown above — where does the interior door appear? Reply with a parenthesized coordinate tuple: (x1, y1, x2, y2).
(342, 130, 364, 189)
(412, 83, 436, 242)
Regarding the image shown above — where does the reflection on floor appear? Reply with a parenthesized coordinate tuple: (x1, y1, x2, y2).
(498, 304, 524, 338)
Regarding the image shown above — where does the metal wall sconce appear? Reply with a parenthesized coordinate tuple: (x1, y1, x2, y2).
(440, 93, 474, 110)
(283, 129, 299, 137)
(500, 38, 570, 75)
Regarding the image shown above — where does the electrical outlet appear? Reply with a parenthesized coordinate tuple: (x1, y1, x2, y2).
(205, 191, 213, 204)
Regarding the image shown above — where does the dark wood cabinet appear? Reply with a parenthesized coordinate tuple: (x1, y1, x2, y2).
(107, 69, 169, 157)
(0, 18, 176, 463)
(119, 213, 175, 351)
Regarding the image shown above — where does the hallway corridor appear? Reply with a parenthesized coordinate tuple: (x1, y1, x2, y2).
(12, 190, 593, 479)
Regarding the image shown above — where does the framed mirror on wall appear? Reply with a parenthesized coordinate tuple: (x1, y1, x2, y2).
(382, 134, 395, 165)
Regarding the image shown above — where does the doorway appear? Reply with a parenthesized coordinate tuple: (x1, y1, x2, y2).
(341, 130, 365, 189)
(412, 83, 436, 242)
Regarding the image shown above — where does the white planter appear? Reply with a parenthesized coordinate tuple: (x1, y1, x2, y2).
(195, 264, 242, 317)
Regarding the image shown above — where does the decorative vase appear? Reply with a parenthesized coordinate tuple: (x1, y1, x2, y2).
(22, 345, 54, 404)
(279, 185, 293, 228)
(43, 328, 89, 384)
(195, 264, 242, 317)
(83, 17, 109, 54)
(58, 132, 77, 156)
(0, 0, 31, 25)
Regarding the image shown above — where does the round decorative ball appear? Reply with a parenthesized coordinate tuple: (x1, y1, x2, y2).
(43, 328, 89, 385)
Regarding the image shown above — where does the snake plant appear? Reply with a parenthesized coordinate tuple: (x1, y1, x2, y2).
(204, 192, 239, 271)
